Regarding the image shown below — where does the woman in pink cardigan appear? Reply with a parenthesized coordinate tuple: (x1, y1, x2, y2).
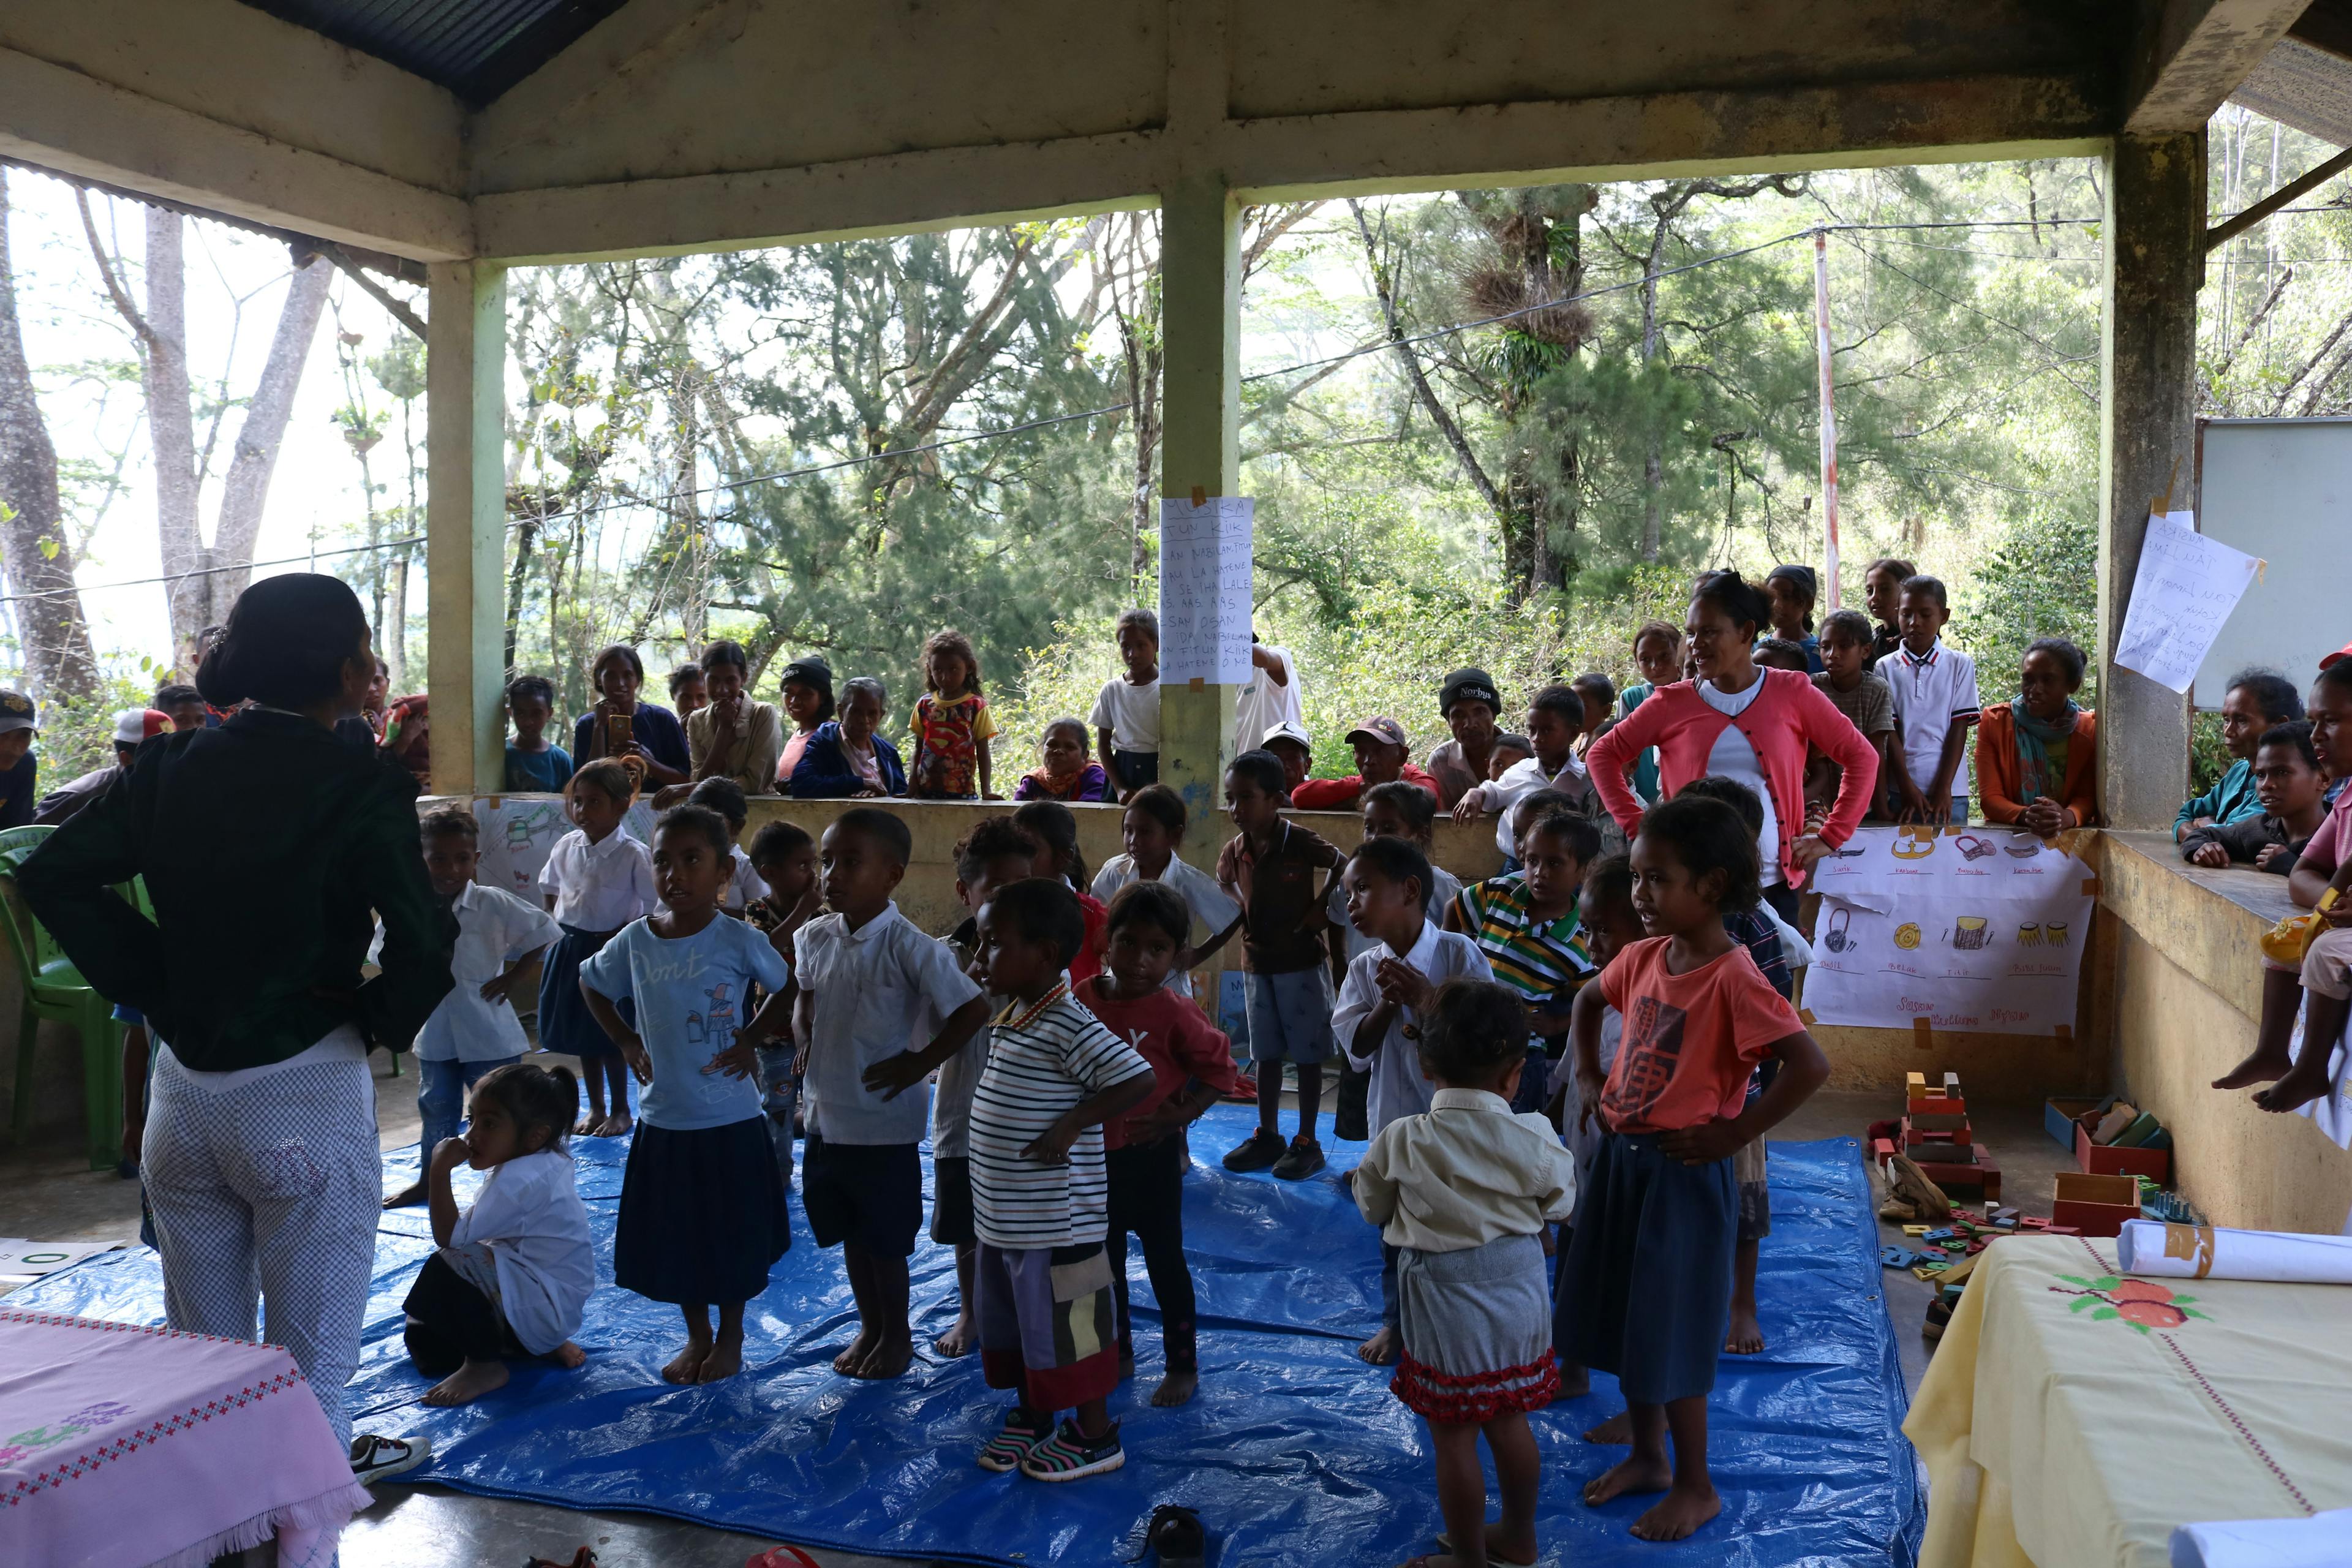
(1589, 571, 1880, 921)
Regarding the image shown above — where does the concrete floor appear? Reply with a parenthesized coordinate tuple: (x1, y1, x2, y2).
(1, 1066, 2078, 1567)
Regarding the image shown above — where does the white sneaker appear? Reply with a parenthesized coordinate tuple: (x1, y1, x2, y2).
(349, 1433, 430, 1485)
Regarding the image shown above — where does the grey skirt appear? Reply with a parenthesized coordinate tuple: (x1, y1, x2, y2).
(1391, 1232, 1559, 1423)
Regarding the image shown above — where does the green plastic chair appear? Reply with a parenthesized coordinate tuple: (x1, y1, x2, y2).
(0, 824, 126, 1170)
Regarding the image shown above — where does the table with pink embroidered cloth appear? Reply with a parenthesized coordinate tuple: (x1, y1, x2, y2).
(1905, 1234, 2352, 1568)
(0, 1306, 371, 1568)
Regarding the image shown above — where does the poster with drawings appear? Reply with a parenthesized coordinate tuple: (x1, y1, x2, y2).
(1803, 826, 2095, 1035)
(469, 794, 657, 899)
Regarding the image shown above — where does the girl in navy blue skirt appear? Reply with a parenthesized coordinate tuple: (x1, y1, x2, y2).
(1561, 793, 1829, 1543)
(537, 760, 656, 1136)
(580, 805, 794, 1384)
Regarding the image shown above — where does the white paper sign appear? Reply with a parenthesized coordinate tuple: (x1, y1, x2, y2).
(1803, 826, 2095, 1035)
(2114, 512, 2260, 694)
(1158, 497, 1254, 685)
(0, 1239, 116, 1278)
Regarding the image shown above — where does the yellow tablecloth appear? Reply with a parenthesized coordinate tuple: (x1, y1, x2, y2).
(1906, 1234, 2352, 1568)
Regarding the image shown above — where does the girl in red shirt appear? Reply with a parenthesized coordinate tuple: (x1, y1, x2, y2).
(1562, 792, 1828, 1543)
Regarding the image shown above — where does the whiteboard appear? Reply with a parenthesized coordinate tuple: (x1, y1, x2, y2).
(2193, 418, 2352, 708)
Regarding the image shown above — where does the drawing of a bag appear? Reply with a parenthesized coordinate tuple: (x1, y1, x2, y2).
(1954, 834, 1995, 862)
(1953, 916, 1989, 950)
(2045, 922, 2068, 948)
(2016, 922, 2043, 946)
(1823, 907, 1855, 953)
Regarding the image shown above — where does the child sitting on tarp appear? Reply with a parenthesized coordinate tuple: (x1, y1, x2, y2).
(399, 1061, 594, 1406)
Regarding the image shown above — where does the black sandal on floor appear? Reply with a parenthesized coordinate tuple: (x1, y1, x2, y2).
(1129, 1503, 1206, 1567)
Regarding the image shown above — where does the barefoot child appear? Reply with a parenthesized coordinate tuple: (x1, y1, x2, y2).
(1090, 783, 1238, 1000)
(796, 807, 990, 1378)
(910, 628, 999, 801)
(932, 816, 1046, 1359)
(1092, 608, 1162, 801)
(968, 878, 1156, 1480)
(1206, 750, 1344, 1180)
(401, 1061, 594, 1406)
(1014, 717, 1113, 802)
(744, 821, 823, 1189)
(386, 807, 560, 1209)
(1352, 978, 1576, 1568)
(1562, 793, 1828, 1541)
(537, 759, 657, 1136)
(1332, 783, 1468, 1139)
(580, 806, 795, 1384)
(1078, 882, 1237, 1406)
(1333, 836, 1496, 1366)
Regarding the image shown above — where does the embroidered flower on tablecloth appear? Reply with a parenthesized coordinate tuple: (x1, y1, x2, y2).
(0, 1445, 26, 1465)
(2052, 1274, 2211, 1333)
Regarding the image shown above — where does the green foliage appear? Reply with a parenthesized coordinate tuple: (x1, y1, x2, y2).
(31, 666, 157, 797)
(1952, 507, 2100, 707)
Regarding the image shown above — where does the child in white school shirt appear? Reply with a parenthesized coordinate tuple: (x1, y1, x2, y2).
(1088, 783, 1236, 998)
(1330, 835, 1495, 1370)
(385, 807, 561, 1210)
(792, 808, 989, 1381)
(535, 759, 658, 1137)
(1874, 574, 1981, 824)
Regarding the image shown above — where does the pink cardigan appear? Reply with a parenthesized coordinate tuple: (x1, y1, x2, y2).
(1588, 669, 1879, 887)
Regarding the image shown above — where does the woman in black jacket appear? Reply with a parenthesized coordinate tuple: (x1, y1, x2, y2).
(21, 574, 454, 1461)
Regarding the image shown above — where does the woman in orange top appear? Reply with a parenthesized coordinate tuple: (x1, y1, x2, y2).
(1977, 636, 2098, 837)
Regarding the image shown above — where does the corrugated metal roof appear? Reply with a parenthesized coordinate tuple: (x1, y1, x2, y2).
(237, 0, 629, 105)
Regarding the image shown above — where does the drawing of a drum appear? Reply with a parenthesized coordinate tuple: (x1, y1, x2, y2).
(1953, 916, 1989, 951)
(2046, 922, 2068, 947)
(2016, 922, 2043, 946)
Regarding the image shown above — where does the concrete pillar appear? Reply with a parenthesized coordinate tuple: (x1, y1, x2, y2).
(424, 261, 508, 798)
(1156, 172, 1243, 864)
(2097, 132, 2202, 830)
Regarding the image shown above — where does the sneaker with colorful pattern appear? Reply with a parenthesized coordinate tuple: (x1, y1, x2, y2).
(1019, 1419, 1126, 1482)
(976, 1406, 1057, 1472)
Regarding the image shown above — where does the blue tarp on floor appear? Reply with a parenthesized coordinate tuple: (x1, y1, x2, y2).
(17, 1108, 1923, 1566)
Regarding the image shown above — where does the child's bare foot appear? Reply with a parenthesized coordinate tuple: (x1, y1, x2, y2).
(2253, 1054, 2336, 1113)
(421, 1357, 509, 1406)
(551, 1341, 587, 1370)
(696, 1333, 744, 1382)
(1584, 1451, 1673, 1506)
(1727, 1307, 1765, 1354)
(382, 1180, 428, 1210)
(850, 1332, 914, 1380)
(1433, 1520, 1539, 1566)
(594, 1112, 633, 1137)
(1554, 1363, 1591, 1401)
(1357, 1324, 1398, 1365)
(932, 1316, 978, 1358)
(831, 1328, 878, 1376)
(1151, 1368, 1199, 1407)
(576, 1113, 604, 1136)
(662, 1341, 710, 1383)
(2212, 1047, 2291, 1090)
(1630, 1480, 1723, 1541)
(1583, 1410, 1632, 1444)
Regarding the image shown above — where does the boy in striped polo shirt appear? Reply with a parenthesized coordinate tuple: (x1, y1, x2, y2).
(1450, 811, 1602, 1115)
(967, 878, 1156, 1482)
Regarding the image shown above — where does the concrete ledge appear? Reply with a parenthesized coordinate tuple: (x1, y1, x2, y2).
(2094, 829, 2294, 1023)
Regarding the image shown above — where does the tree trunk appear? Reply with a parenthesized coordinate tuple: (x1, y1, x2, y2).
(387, 545, 410, 691)
(1640, 214, 1668, 563)
(0, 171, 100, 698)
(143, 210, 206, 662)
(206, 254, 331, 627)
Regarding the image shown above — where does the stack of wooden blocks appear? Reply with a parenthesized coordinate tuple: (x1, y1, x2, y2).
(1875, 1071, 2002, 1202)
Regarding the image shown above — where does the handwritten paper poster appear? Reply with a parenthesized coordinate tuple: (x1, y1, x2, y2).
(1804, 826, 2095, 1035)
(2114, 512, 2261, 694)
(470, 794, 655, 900)
(1158, 496, 1254, 684)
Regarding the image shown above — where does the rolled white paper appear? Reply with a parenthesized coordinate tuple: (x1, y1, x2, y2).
(2119, 1219, 2352, 1285)
(2169, 1507, 2352, 1568)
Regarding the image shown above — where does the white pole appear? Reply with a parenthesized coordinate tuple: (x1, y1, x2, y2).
(1813, 228, 1842, 611)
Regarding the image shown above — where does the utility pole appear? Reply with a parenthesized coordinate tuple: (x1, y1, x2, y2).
(1812, 228, 1843, 610)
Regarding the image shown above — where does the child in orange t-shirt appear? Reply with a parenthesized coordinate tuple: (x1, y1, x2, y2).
(1561, 792, 1828, 1544)
(908, 628, 1000, 800)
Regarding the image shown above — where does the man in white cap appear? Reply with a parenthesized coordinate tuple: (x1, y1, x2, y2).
(34, 707, 167, 826)
(0, 690, 37, 827)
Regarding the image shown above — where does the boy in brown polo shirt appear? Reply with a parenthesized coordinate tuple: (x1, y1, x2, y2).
(1196, 749, 1344, 1179)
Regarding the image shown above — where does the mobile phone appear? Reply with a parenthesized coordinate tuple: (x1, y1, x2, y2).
(608, 712, 634, 753)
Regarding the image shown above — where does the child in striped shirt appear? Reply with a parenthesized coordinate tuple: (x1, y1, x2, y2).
(967, 878, 1156, 1483)
(1450, 810, 1600, 1115)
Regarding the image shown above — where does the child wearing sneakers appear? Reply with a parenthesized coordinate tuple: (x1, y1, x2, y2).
(1333, 835, 1495, 1368)
(1203, 749, 1344, 1179)
(968, 878, 1156, 1482)
(793, 807, 990, 1380)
